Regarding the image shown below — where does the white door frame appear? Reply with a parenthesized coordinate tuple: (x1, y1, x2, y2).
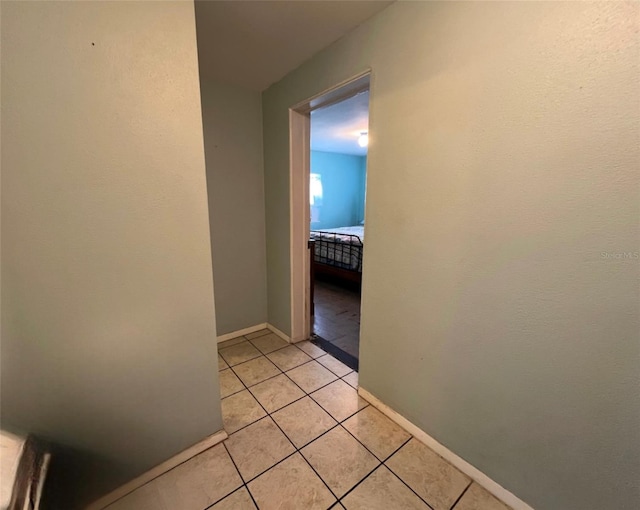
(289, 70, 371, 342)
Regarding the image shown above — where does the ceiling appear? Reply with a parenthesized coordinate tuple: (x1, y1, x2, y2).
(194, 1, 393, 91)
(311, 90, 369, 156)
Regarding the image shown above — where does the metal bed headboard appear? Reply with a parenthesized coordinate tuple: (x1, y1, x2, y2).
(309, 230, 363, 273)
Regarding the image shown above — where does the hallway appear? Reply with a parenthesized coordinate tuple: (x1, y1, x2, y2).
(107, 330, 510, 510)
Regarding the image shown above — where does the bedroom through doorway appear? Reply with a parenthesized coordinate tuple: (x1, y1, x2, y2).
(308, 87, 369, 370)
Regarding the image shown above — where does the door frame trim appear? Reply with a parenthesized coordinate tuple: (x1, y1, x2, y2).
(288, 70, 371, 342)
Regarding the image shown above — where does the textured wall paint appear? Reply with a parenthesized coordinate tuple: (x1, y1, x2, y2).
(197, 76, 268, 335)
(310, 151, 366, 229)
(262, 2, 640, 509)
(1, 0, 222, 481)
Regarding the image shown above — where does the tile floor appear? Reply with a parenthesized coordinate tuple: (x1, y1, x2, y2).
(106, 329, 511, 510)
(313, 279, 361, 360)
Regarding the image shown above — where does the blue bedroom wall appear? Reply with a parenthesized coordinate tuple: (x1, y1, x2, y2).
(310, 150, 367, 230)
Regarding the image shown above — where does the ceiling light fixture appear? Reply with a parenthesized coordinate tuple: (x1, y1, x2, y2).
(358, 131, 368, 148)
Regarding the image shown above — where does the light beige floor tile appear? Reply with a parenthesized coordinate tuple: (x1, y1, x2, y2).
(219, 336, 246, 349)
(343, 406, 411, 460)
(106, 481, 166, 510)
(232, 356, 280, 387)
(295, 340, 326, 358)
(271, 396, 337, 448)
(248, 453, 336, 510)
(342, 465, 429, 510)
(286, 360, 338, 393)
(221, 390, 267, 433)
(386, 438, 471, 510)
(249, 333, 289, 354)
(218, 354, 229, 371)
(219, 369, 245, 398)
(249, 373, 305, 413)
(316, 354, 352, 377)
(453, 483, 511, 510)
(301, 426, 378, 498)
(244, 328, 271, 340)
(155, 444, 242, 510)
(210, 487, 256, 509)
(342, 371, 358, 389)
(266, 345, 312, 371)
(220, 341, 262, 366)
(225, 417, 295, 481)
(310, 379, 368, 422)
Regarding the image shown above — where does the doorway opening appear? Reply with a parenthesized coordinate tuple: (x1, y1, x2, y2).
(289, 72, 370, 372)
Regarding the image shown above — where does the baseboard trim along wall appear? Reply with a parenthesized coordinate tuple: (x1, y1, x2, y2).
(217, 323, 268, 343)
(357, 387, 535, 510)
(266, 323, 291, 343)
(87, 429, 228, 510)
(216, 323, 292, 344)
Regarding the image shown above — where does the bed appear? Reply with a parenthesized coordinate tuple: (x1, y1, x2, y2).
(309, 225, 364, 285)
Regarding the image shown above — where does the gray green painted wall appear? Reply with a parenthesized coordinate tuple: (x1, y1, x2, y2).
(1, 0, 222, 483)
(262, 2, 639, 509)
(196, 75, 268, 336)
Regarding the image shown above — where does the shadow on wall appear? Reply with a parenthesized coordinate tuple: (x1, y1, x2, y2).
(38, 440, 134, 510)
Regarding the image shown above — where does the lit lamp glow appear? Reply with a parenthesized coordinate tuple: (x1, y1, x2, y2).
(357, 132, 368, 148)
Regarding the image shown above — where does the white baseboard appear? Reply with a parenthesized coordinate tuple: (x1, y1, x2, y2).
(217, 323, 268, 343)
(88, 429, 228, 509)
(267, 323, 291, 343)
(358, 388, 534, 510)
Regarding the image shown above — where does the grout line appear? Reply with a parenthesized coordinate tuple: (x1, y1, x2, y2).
(338, 421, 386, 463)
(222, 354, 263, 368)
(226, 376, 340, 503)
(208, 443, 260, 510)
(222, 368, 301, 486)
(238, 367, 282, 389)
(331, 458, 382, 504)
(222, 362, 268, 434)
(239, 441, 300, 486)
(280, 363, 339, 394)
(382, 435, 412, 463)
(315, 354, 355, 378)
(117, 350, 362, 509)
(382, 439, 438, 510)
(449, 480, 473, 510)
(289, 422, 341, 451)
(203, 484, 244, 510)
(296, 446, 341, 502)
(244, 482, 261, 510)
(247, 339, 294, 356)
(220, 350, 429, 509)
(243, 329, 272, 341)
(307, 390, 370, 427)
(227, 354, 360, 429)
(383, 463, 436, 510)
(221, 351, 374, 505)
(265, 391, 309, 415)
(279, 365, 319, 395)
(220, 387, 246, 400)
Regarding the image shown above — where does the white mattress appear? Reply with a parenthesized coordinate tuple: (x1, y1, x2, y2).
(0, 431, 26, 510)
(0, 431, 50, 510)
